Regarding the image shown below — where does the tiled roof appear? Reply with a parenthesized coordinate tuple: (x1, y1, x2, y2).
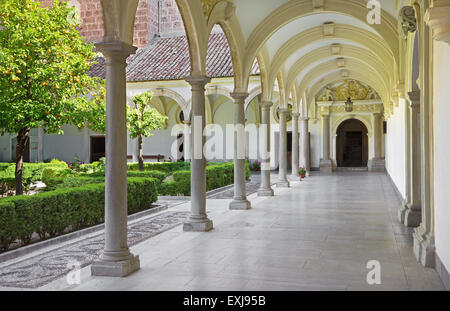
(88, 33, 260, 82)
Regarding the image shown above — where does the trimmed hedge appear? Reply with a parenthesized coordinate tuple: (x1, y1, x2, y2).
(81, 170, 168, 183)
(127, 162, 189, 173)
(0, 177, 158, 251)
(158, 162, 249, 196)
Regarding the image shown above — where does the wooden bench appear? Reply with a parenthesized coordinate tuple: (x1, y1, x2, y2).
(126, 154, 165, 162)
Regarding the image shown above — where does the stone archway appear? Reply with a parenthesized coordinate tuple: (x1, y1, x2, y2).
(336, 119, 368, 167)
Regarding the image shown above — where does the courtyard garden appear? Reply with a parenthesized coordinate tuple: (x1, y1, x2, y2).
(0, 158, 249, 252)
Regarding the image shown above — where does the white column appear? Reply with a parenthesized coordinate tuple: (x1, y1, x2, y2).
(319, 113, 332, 172)
(291, 113, 300, 180)
(229, 92, 251, 210)
(403, 91, 422, 227)
(183, 120, 191, 162)
(399, 99, 412, 223)
(368, 113, 386, 171)
(91, 41, 140, 277)
(183, 76, 213, 231)
(258, 101, 274, 196)
(300, 117, 310, 174)
(413, 12, 435, 267)
(277, 108, 290, 187)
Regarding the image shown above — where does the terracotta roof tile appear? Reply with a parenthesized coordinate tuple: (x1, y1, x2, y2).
(88, 33, 260, 81)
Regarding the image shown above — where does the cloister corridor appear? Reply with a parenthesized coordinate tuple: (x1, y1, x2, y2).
(34, 172, 444, 291)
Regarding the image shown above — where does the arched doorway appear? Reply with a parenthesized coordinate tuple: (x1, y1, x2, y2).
(336, 119, 368, 167)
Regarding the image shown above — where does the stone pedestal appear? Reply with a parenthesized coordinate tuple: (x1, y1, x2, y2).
(413, 226, 435, 268)
(183, 218, 214, 232)
(91, 255, 140, 277)
(404, 204, 422, 227)
(368, 158, 385, 171)
(319, 159, 333, 173)
(398, 201, 408, 224)
(91, 41, 140, 277)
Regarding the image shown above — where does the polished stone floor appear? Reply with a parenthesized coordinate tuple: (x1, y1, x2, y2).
(9, 172, 445, 291)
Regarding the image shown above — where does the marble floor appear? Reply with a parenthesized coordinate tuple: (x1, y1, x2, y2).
(5, 171, 445, 291)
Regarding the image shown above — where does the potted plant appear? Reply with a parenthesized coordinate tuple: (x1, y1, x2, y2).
(298, 166, 307, 179)
(250, 160, 261, 172)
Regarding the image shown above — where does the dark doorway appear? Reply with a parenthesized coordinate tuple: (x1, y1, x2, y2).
(90, 136, 105, 163)
(336, 119, 368, 167)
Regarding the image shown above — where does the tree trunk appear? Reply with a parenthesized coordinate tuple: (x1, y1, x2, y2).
(15, 127, 30, 196)
(138, 134, 144, 171)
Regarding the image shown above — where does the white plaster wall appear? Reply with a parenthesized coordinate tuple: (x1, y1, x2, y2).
(432, 41, 450, 274)
(385, 99, 407, 199)
(309, 120, 321, 168)
(140, 104, 180, 160)
(0, 134, 12, 162)
(43, 125, 86, 163)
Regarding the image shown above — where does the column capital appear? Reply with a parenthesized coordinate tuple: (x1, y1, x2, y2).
(300, 117, 310, 121)
(95, 41, 137, 61)
(408, 90, 420, 109)
(230, 92, 249, 102)
(425, 0, 450, 45)
(185, 75, 211, 88)
(292, 112, 301, 119)
(260, 101, 273, 108)
(278, 108, 289, 115)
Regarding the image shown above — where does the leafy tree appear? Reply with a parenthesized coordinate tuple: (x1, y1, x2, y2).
(127, 92, 167, 171)
(0, 0, 103, 194)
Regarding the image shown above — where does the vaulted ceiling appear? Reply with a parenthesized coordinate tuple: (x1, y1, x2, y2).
(174, 0, 413, 116)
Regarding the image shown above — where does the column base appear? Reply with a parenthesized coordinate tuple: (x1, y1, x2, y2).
(277, 180, 290, 188)
(413, 227, 435, 268)
(229, 199, 251, 210)
(319, 159, 333, 173)
(397, 201, 408, 223)
(258, 187, 274, 197)
(183, 218, 213, 232)
(290, 174, 301, 181)
(404, 204, 421, 227)
(91, 254, 140, 277)
(368, 158, 385, 171)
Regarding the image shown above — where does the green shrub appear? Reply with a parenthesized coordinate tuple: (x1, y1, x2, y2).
(0, 161, 68, 195)
(127, 161, 189, 173)
(126, 170, 168, 183)
(0, 177, 158, 251)
(158, 162, 236, 196)
(42, 176, 104, 192)
(79, 170, 168, 183)
(158, 180, 185, 196)
(41, 167, 76, 182)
